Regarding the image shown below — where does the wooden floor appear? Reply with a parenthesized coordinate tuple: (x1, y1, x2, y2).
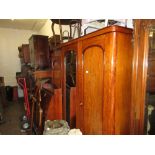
(0, 99, 26, 135)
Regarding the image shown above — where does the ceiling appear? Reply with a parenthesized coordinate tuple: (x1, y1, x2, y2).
(0, 19, 48, 31)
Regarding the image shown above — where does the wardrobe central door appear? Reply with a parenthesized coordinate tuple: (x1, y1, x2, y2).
(83, 46, 104, 134)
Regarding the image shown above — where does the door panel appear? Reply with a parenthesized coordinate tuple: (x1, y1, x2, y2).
(61, 43, 78, 124)
(65, 51, 76, 126)
(83, 46, 104, 134)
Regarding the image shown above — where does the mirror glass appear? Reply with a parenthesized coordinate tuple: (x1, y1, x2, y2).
(65, 50, 76, 125)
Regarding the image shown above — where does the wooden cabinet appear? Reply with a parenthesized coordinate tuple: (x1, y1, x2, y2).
(57, 26, 133, 134)
(131, 20, 155, 134)
(18, 44, 30, 64)
(77, 26, 133, 135)
(29, 35, 50, 70)
(51, 48, 62, 88)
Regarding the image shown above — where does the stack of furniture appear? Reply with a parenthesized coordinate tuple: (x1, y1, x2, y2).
(17, 25, 134, 135)
(31, 70, 62, 134)
(28, 35, 62, 134)
(29, 35, 50, 71)
(17, 44, 31, 90)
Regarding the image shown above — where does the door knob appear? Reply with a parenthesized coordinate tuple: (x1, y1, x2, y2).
(80, 102, 83, 106)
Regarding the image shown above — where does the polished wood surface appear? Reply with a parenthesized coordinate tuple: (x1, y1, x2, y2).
(59, 25, 132, 48)
(131, 20, 152, 134)
(76, 26, 133, 134)
(102, 33, 116, 134)
(46, 88, 62, 120)
(130, 20, 141, 134)
(52, 25, 133, 134)
(33, 70, 53, 79)
(69, 87, 76, 128)
(114, 32, 133, 134)
(83, 46, 104, 134)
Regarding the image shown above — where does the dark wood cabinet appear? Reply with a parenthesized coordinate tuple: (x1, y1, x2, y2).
(29, 35, 50, 70)
(131, 20, 155, 135)
(54, 25, 133, 134)
(51, 48, 62, 88)
(18, 44, 30, 64)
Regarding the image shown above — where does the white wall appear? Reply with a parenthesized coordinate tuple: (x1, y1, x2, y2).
(0, 19, 77, 87)
(38, 20, 53, 36)
(0, 27, 37, 86)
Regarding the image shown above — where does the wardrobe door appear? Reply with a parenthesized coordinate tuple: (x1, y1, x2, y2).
(62, 42, 77, 128)
(77, 35, 105, 134)
(83, 46, 104, 134)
